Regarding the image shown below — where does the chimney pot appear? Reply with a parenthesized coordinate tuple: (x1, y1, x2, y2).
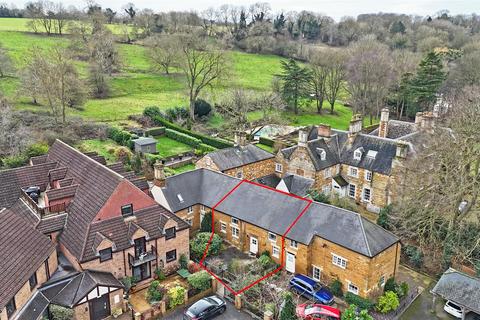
(298, 130, 308, 147)
(234, 131, 247, 147)
(317, 124, 332, 138)
(349, 114, 363, 136)
(153, 161, 166, 187)
(378, 108, 390, 138)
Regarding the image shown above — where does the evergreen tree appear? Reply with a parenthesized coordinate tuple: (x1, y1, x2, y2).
(389, 20, 406, 34)
(409, 51, 446, 112)
(273, 13, 286, 35)
(278, 59, 312, 114)
(279, 292, 297, 320)
(200, 211, 213, 232)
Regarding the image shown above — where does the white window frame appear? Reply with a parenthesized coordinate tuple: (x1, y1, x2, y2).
(324, 167, 332, 179)
(200, 205, 206, 213)
(312, 266, 322, 281)
(187, 206, 193, 214)
(379, 275, 385, 287)
(348, 184, 356, 198)
(275, 163, 283, 173)
(354, 150, 362, 160)
(220, 222, 227, 233)
(231, 217, 239, 225)
(363, 187, 371, 202)
(365, 170, 372, 182)
(332, 254, 347, 269)
(268, 232, 277, 242)
(231, 226, 240, 239)
(349, 166, 358, 178)
(348, 282, 359, 295)
(272, 245, 280, 258)
(290, 240, 298, 249)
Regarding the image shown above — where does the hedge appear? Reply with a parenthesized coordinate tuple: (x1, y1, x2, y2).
(345, 292, 375, 311)
(145, 127, 165, 136)
(107, 127, 136, 149)
(145, 110, 233, 149)
(259, 136, 275, 147)
(165, 128, 201, 148)
(197, 143, 216, 154)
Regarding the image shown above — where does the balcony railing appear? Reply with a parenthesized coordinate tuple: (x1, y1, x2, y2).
(128, 245, 157, 267)
(21, 189, 67, 218)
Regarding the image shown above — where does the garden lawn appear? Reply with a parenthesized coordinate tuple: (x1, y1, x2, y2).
(155, 136, 192, 158)
(77, 139, 120, 163)
(256, 143, 274, 153)
(171, 163, 195, 174)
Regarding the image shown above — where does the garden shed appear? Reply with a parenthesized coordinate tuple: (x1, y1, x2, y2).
(133, 137, 157, 154)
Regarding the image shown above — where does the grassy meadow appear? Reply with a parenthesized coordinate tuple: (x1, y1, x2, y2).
(0, 17, 364, 131)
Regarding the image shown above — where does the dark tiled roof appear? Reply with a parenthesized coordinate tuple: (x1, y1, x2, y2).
(431, 268, 480, 314)
(281, 174, 314, 196)
(10, 199, 40, 225)
(254, 174, 281, 189)
(90, 155, 107, 165)
(48, 167, 67, 181)
(133, 137, 157, 146)
(333, 175, 348, 187)
(0, 208, 55, 310)
(107, 162, 126, 175)
(0, 162, 57, 208)
(369, 120, 417, 140)
(36, 214, 68, 234)
(129, 177, 149, 191)
(30, 154, 48, 165)
(206, 144, 274, 171)
(16, 291, 50, 320)
(58, 178, 74, 187)
(45, 184, 78, 201)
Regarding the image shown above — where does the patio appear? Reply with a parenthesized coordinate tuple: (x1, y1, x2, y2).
(203, 245, 257, 275)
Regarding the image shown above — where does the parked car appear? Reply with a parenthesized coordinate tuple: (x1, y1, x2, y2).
(296, 303, 341, 319)
(289, 274, 334, 305)
(444, 300, 463, 319)
(183, 295, 226, 320)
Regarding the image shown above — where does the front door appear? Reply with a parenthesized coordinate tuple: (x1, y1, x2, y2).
(286, 252, 296, 273)
(89, 293, 110, 320)
(249, 236, 258, 254)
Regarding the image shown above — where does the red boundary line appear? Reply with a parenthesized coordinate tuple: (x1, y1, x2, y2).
(198, 179, 313, 296)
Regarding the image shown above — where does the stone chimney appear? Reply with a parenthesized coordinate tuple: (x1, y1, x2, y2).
(348, 114, 363, 143)
(153, 161, 166, 187)
(317, 124, 331, 138)
(421, 112, 435, 131)
(395, 141, 409, 159)
(378, 108, 389, 138)
(234, 131, 247, 147)
(298, 130, 308, 147)
(415, 112, 423, 126)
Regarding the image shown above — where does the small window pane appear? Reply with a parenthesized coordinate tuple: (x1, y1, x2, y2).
(99, 248, 112, 262)
(166, 249, 177, 262)
(121, 204, 133, 217)
(29, 273, 37, 290)
(165, 227, 176, 240)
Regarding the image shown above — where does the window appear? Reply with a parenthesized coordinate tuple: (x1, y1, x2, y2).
(187, 206, 193, 214)
(177, 194, 184, 203)
(363, 187, 371, 202)
(312, 266, 321, 281)
(268, 232, 277, 242)
(201, 205, 206, 212)
(220, 222, 227, 233)
(290, 240, 298, 249)
(6, 297, 16, 319)
(165, 227, 176, 240)
(272, 245, 280, 258)
(349, 167, 358, 177)
(134, 237, 146, 258)
(99, 248, 112, 262)
(316, 148, 326, 161)
(332, 254, 347, 269)
(133, 262, 151, 281)
(185, 218, 193, 226)
(367, 150, 378, 159)
(121, 204, 133, 217)
(236, 171, 243, 179)
(275, 163, 283, 173)
(231, 217, 239, 225)
(29, 273, 37, 290)
(354, 148, 363, 160)
(365, 170, 372, 182)
(166, 249, 177, 263)
(348, 282, 359, 294)
(231, 226, 240, 238)
(379, 275, 385, 287)
(348, 184, 356, 198)
(324, 167, 332, 178)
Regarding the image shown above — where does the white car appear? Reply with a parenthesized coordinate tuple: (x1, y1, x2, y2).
(444, 300, 463, 319)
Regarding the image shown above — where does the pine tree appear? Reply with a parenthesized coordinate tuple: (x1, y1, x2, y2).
(278, 59, 312, 114)
(200, 211, 213, 232)
(389, 20, 406, 34)
(279, 292, 297, 320)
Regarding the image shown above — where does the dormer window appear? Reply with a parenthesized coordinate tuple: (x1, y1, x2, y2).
(316, 148, 326, 161)
(353, 147, 364, 160)
(165, 227, 176, 240)
(177, 194, 184, 203)
(367, 150, 378, 159)
(121, 204, 133, 217)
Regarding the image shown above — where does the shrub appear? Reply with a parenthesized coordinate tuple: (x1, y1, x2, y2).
(258, 254, 273, 269)
(376, 291, 399, 313)
(345, 292, 375, 311)
(1, 154, 28, 168)
(143, 106, 162, 118)
(404, 245, 424, 268)
(121, 276, 138, 295)
(147, 280, 165, 304)
(200, 211, 213, 232)
(261, 250, 270, 257)
(26, 142, 49, 158)
(384, 277, 396, 293)
(308, 189, 330, 204)
(168, 285, 186, 309)
(107, 126, 135, 149)
(396, 282, 409, 299)
(145, 127, 165, 136)
(187, 271, 212, 291)
(197, 143, 216, 154)
(50, 304, 74, 320)
(190, 232, 222, 260)
(377, 205, 392, 230)
(179, 254, 189, 269)
(154, 268, 166, 281)
(259, 136, 275, 147)
(115, 147, 132, 164)
(165, 128, 201, 147)
(330, 279, 343, 297)
(194, 99, 212, 117)
(341, 304, 373, 320)
(280, 292, 296, 320)
(166, 106, 189, 122)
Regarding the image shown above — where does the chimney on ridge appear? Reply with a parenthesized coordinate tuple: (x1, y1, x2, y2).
(378, 108, 389, 138)
(348, 114, 363, 143)
(153, 161, 166, 187)
(234, 131, 247, 148)
(298, 130, 308, 147)
(317, 124, 332, 138)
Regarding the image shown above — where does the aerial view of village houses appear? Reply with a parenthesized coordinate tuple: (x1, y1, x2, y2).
(0, 0, 479, 319)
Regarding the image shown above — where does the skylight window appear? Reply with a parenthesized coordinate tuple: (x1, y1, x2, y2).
(177, 194, 184, 203)
(367, 150, 378, 159)
(316, 148, 326, 161)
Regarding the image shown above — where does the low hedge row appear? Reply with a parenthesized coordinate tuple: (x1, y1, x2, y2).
(165, 128, 202, 148)
(145, 127, 165, 136)
(345, 292, 375, 311)
(259, 136, 275, 147)
(197, 143, 216, 153)
(107, 127, 137, 149)
(144, 107, 233, 149)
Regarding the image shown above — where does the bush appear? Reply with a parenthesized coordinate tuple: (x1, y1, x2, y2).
(376, 291, 399, 314)
(308, 189, 331, 204)
(330, 279, 343, 297)
(107, 126, 135, 149)
(168, 285, 186, 309)
(194, 99, 212, 117)
(190, 232, 222, 260)
(404, 245, 424, 268)
(377, 205, 392, 230)
(259, 136, 275, 147)
(1, 154, 28, 168)
(200, 211, 213, 232)
(345, 292, 375, 311)
(145, 127, 165, 136)
(187, 271, 212, 291)
(143, 106, 162, 118)
(115, 147, 132, 164)
(197, 143, 216, 154)
(341, 304, 373, 320)
(154, 268, 166, 281)
(165, 128, 201, 147)
(147, 280, 165, 304)
(166, 106, 189, 122)
(25, 142, 49, 158)
(179, 254, 189, 269)
(50, 304, 74, 320)
(396, 282, 409, 299)
(384, 277, 396, 293)
(280, 292, 296, 320)
(258, 253, 274, 269)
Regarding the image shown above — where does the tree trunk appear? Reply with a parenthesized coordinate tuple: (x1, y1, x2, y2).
(189, 96, 196, 121)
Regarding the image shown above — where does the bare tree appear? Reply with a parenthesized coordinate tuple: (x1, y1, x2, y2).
(0, 43, 14, 77)
(309, 50, 329, 114)
(0, 97, 31, 158)
(145, 35, 180, 75)
(324, 50, 347, 113)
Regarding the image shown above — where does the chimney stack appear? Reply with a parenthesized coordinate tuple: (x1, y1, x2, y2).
(415, 112, 423, 126)
(153, 161, 166, 187)
(378, 108, 389, 138)
(298, 130, 308, 147)
(317, 124, 332, 138)
(348, 114, 363, 143)
(421, 112, 435, 131)
(395, 141, 409, 159)
(234, 131, 247, 147)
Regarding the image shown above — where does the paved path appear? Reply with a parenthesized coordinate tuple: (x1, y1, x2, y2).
(163, 301, 253, 320)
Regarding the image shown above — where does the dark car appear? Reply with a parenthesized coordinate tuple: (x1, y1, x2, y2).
(183, 295, 226, 320)
(289, 274, 334, 305)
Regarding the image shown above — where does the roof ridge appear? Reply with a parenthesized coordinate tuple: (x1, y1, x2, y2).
(358, 133, 398, 143)
(357, 215, 372, 257)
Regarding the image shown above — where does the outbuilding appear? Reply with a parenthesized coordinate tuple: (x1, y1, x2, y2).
(132, 137, 157, 154)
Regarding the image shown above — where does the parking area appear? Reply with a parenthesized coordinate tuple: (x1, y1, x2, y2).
(162, 300, 253, 320)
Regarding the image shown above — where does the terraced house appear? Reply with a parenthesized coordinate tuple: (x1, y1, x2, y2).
(275, 109, 431, 212)
(0, 140, 189, 320)
(152, 168, 400, 298)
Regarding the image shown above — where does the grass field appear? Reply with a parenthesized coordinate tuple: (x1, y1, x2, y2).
(155, 136, 192, 158)
(77, 139, 119, 163)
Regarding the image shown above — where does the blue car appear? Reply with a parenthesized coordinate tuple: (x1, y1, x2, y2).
(289, 274, 334, 305)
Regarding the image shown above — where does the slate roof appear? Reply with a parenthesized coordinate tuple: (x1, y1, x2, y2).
(254, 174, 282, 189)
(333, 175, 348, 187)
(281, 174, 314, 196)
(431, 268, 480, 314)
(369, 120, 417, 140)
(133, 137, 157, 146)
(206, 144, 274, 171)
(155, 169, 399, 257)
(0, 208, 56, 310)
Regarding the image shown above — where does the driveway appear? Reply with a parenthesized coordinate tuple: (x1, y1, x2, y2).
(162, 300, 253, 320)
